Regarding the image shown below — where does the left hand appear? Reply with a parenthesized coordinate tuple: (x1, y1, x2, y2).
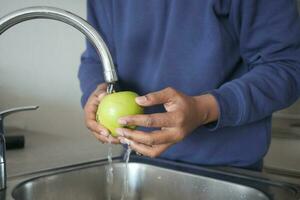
(116, 87, 219, 158)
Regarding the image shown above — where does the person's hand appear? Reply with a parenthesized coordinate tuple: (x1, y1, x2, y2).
(84, 83, 119, 144)
(116, 87, 219, 157)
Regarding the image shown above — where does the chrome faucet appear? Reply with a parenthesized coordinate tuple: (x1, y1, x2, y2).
(0, 106, 39, 190)
(0, 6, 118, 92)
(0, 6, 119, 190)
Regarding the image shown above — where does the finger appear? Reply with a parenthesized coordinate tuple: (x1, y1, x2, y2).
(120, 138, 171, 158)
(107, 135, 121, 144)
(86, 120, 109, 135)
(84, 83, 107, 112)
(84, 87, 107, 122)
(96, 92, 107, 101)
(94, 83, 108, 95)
(84, 103, 99, 121)
(85, 93, 108, 119)
(119, 112, 177, 128)
(116, 128, 178, 145)
(84, 93, 104, 114)
(87, 84, 107, 104)
(92, 132, 120, 144)
(92, 131, 108, 143)
(135, 87, 177, 106)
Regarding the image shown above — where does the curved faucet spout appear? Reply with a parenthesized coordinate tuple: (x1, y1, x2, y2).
(0, 6, 118, 84)
(0, 6, 119, 191)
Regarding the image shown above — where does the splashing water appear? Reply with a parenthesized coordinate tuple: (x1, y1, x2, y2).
(106, 137, 132, 200)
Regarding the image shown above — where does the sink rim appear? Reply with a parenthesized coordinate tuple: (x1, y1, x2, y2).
(5, 155, 300, 200)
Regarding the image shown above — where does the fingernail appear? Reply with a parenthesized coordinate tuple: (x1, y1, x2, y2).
(100, 130, 109, 137)
(119, 137, 126, 144)
(119, 137, 132, 145)
(116, 128, 124, 136)
(136, 96, 147, 104)
(118, 118, 127, 125)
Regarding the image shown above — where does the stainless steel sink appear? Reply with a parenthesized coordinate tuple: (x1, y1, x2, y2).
(3, 156, 300, 200)
(11, 163, 267, 200)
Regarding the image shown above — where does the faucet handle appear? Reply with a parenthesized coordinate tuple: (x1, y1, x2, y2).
(0, 106, 39, 135)
(0, 106, 39, 119)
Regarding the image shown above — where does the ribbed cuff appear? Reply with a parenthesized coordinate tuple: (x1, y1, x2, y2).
(207, 84, 243, 131)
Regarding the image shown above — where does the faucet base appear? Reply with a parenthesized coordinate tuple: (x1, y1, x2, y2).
(0, 162, 6, 190)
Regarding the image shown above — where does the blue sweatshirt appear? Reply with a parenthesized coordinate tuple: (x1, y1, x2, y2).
(78, 0, 300, 169)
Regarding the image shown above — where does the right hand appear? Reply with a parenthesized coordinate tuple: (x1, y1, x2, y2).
(84, 83, 120, 144)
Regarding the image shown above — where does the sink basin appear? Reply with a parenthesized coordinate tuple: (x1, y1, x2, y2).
(5, 156, 300, 200)
(12, 163, 267, 200)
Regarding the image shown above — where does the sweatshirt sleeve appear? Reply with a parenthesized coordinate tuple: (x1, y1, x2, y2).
(210, 0, 300, 129)
(78, 0, 114, 107)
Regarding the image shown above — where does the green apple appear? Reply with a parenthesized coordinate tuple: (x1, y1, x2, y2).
(96, 91, 144, 137)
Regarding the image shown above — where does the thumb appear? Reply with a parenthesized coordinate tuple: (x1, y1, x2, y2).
(135, 87, 175, 106)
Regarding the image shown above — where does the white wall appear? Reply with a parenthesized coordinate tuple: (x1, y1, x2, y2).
(0, 0, 90, 136)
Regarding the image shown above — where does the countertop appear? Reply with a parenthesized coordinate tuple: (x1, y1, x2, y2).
(6, 127, 123, 177)
(263, 117, 300, 180)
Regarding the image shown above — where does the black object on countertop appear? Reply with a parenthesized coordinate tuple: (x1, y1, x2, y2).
(5, 135, 24, 150)
(0, 106, 38, 152)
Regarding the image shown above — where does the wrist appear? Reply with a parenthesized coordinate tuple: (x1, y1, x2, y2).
(193, 94, 219, 125)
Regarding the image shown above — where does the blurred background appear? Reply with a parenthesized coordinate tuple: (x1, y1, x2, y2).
(0, 0, 88, 139)
(0, 0, 299, 178)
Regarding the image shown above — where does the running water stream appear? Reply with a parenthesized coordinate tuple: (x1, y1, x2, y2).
(121, 147, 132, 200)
(106, 138, 132, 200)
(106, 138, 114, 200)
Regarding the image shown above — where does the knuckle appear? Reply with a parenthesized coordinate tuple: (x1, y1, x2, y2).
(145, 115, 154, 127)
(174, 130, 185, 142)
(176, 114, 185, 126)
(145, 136, 155, 146)
(93, 133, 104, 143)
(144, 94, 153, 103)
(97, 84, 103, 90)
(97, 83, 106, 91)
(86, 120, 93, 129)
(165, 87, 176, 94)
(99, 138, 106, 144)
(95, 84, 107, 95)
(149, 151, 158, 158)
(174, 133, 183, 142)
(125, 132, 132, 140)
(111, 139, 119, 144)
(83, 104, 90, 112)
(84, 100, 96, 111)
(87, 121, 99, 132)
